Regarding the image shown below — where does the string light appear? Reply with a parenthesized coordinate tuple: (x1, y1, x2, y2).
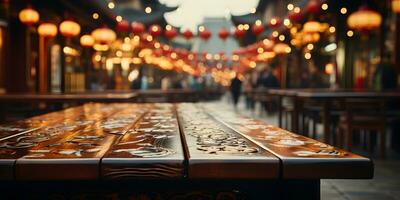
(272, 31, 279, 37)
(340, 7, 347, 14)
(307, 43, 314, 50)
(347, 30, 354, 37)
(279, 35, 285, 41)
(329, 26, 336, 33)
(145, 7, 152, 14)
(108, 2, 115, 9)
(92, 13, 99, 20)
(304, 52, 311, 59)
(322, 3, 328, 10)
(287, 4, 294, 11)
(250, 8, 256, 13)
(116, 15, 122, 22)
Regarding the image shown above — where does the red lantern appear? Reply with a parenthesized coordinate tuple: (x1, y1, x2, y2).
(165, 26, 178, 40)
(182, 29, 194, 40)
(234, 27, 246, 39)
(288, 10, 303, 22)
(199, 29, 211, 40)
(252, 23, 264, 35)
(116, 20, 130, 32)
(131, 22, 145, 35)
(218, 28, 230, 40)
(306, 0, 321, 14)
(269, 17, 282, 29)
(149, 24, 162, 37)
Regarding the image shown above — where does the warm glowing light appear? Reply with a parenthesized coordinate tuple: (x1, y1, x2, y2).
(273, 43, 291, 54)
(154, 42, 161, 49)
(232, 55, 239, 61)
(340, 7, 347, 14)
(128, 69, 139, 82)
(92, 13, 99, 19)
(347, 30, 354, 37)
(393, 0, 400, 13)
(63, 46, 79, 56)
(294, 7, 301, 13)
(279, 35, 285, 41)
(94, 54, 102, 62)
(121, 58, 130, 71)
(307, 43, 314, 50)
(324, 43, 337, 52)
(198, 26, 205, 32)
(91, 27, 116, 44)
(325, 63, 334, 74)
(146, 35, 153, 42)
(170, 52, 177, 59)
(263, 39, 274, 49)
(257, 47, 264, 54)
(250, 7, 256, 13)
(80, 34, 95, 47)
(145, 7, 152, 14)
(347, 7, 382, 32)
(93, 44, 109, 51)
(106, 59, 113, 70)
(116, 15, 122, 22)
(116, 50, 123, 57)
(108, 2, 115, 9)
(283, 19, 291, 27)
(329, 26, 336, 33)
(303, 21, 322, 33)
(38, 23, 57, 38)
(59, 20, 81, 37)
(19, 7, 40, 26)
(304, 52, 311, 59)
(287, 4, 294, 11)
(255, 20, 262, 26)
(322, 3, 328, 10)
(272, 31, 279, 37)
(243, 24, 250, 30)
(249, 61, 257, 68)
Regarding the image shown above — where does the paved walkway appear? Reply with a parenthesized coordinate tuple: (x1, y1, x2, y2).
(217, 96, 400, 200)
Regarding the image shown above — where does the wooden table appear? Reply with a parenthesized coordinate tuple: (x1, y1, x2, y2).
(0, 92, 137, 103)
(0, 103, 373, 199)
(270, 89, 400, 143)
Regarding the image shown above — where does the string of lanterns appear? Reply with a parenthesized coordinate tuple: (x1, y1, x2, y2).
(18, 0, 387, 82)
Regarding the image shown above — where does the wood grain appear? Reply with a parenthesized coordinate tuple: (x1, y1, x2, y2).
(202, 103, 374, 179)
(177, 103, 280, 180)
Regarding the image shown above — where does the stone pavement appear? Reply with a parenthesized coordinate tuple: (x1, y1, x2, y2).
(216, 97, 400, 200)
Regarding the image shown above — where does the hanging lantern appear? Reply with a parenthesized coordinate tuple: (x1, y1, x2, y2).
(273, 43, 291, 55)
(303, 32, 320, 43)
(164, 25, 178, 40)
(303, 21, 322, 34)
(218, 28, 230, 40)
(288, 10, 303, 22)
(182, 29, 193, 40)
(269, 17, 282, 29)
(252, 20, 264, 35)
(91, 27, 116, 44)
(59, 20, 81, 37)
(131, 22, 145, 35)
(234, 27, 246, 39)
(19, 6, 40, 26)
(149, 24, 162, 37)
(306, 0, 321, 14)
(116, 20, 130, 32)
(393, 0, 400, 13)
(347, 6, 382, 33)
(37, 23, 57, 38)
(80, 34, 95, 47)
(199, 29, 211, 40)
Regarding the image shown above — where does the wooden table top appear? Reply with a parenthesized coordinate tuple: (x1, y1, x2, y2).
(201, 103, 373, 179)
(0, 103, 373, 181)
(0, 92, 137, 102)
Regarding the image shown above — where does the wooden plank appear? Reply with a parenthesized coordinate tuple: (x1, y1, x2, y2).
(14, 104, 146, 181)
(101, 103, 185, 180)
(177, 103, 280, 180)
(202, 103, 374, 179)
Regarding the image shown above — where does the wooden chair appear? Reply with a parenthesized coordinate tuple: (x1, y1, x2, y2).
(337, 99, 386, 158)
